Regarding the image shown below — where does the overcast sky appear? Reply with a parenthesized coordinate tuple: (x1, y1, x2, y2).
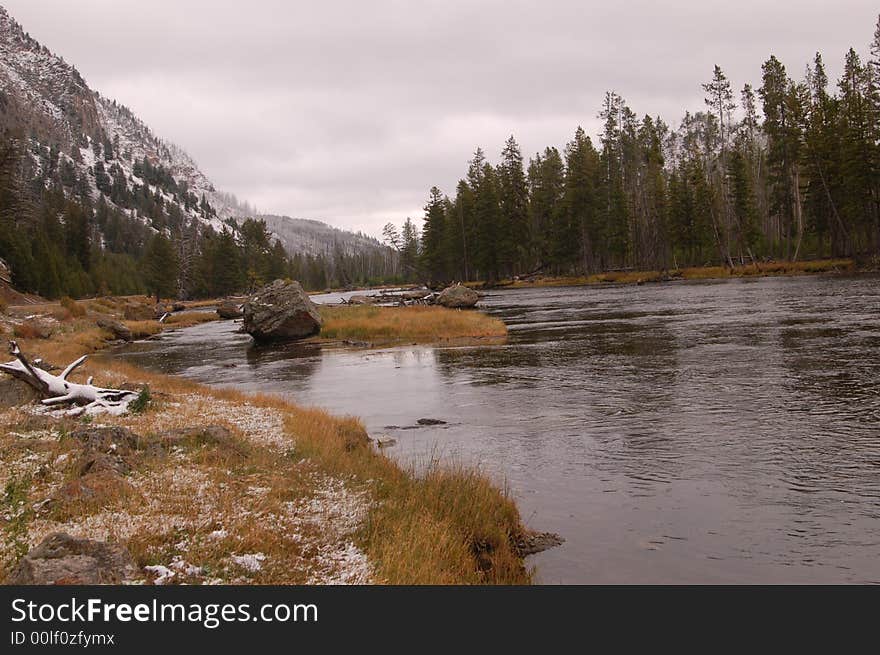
(4, 1, 878, 236)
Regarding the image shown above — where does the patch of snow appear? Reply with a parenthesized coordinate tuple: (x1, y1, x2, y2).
(230, 553, 266, 572)
(144, 565, 174, 585)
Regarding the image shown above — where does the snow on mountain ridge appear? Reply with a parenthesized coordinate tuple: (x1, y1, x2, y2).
(1, 3, 390, 260)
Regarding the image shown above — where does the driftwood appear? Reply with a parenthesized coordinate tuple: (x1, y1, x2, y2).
(0, 341, 138, 416)
(339, 289, 438, 307)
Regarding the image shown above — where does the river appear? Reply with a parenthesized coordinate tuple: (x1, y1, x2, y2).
(108, 275, 880, 583)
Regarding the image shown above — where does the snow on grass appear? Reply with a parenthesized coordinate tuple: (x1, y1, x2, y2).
(1, 393, 373, 585)
(229, 552, 265, 572)
(171, 394, 291, 451)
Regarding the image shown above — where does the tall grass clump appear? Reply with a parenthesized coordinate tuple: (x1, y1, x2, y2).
(60, 296, 86, 318)
(319, 306, 507, 344)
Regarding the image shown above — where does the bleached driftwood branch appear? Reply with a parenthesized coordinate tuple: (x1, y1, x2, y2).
(0, 341, 138, 416)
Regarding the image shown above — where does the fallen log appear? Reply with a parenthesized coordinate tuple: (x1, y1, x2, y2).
(0, 341, 138, 416)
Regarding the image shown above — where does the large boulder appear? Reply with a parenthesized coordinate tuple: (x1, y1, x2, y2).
(96, 317, 132, 341)
(436, 284, 479, 309)
(243, 280, 323, 342)
(216, 300, 243, 319)
(5, 532, 137, 584)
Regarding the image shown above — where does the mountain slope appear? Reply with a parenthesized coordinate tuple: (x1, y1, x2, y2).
(257, 214, 388, 258)
(0, 4, 390, 261)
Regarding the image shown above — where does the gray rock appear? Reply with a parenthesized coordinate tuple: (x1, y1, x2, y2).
(69, 426, 142, 452)
(515, 531, 565, 557)
(155, 424, 237, 449)
(0, 377, 40, 408)
(216, 300, 243, 319)
(436, 284, 479, 308)
(5, 532, 137, 584)
(347, 294, 376, 305)
(417, 418, 447, 426)
(96, 317, 132, 341)
(243, 280, 323, 342)
(77, 452, 132, 477)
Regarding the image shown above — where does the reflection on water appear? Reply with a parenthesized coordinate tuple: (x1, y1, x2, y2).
(108, 275, 880, 583)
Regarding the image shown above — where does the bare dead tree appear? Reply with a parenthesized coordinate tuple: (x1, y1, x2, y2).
(0, 341, 138, 416)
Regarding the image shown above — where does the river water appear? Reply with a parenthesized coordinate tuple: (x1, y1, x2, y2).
(108, 275, 880, 583)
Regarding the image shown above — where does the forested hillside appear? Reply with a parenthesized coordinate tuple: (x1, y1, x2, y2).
(395, 18, 880, 284)
(0, 5, 399, 300)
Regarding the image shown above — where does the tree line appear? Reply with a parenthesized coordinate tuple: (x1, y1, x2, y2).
(388, 18, 880, 284)
(0, 132, 402, 300)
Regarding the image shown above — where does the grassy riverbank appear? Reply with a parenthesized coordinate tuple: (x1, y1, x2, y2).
(0, 295, 530, 585)
(504, 258, 858, 288)
(318, 305, 507, 346)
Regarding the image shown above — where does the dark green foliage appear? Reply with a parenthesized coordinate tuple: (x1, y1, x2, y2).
(386, 18, 880, 282)
(129, 385, 152, 414)
(143, 232, 179, 301)
(420, 187, 447, 283)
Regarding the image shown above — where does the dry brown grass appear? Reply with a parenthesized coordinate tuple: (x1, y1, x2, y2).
(318, 305, 507, 345)
(508, 258, 857, 289)
(59, 296, 87, 318)
(123, 321, 163, 339)
(12, 321, 50, 340)
(163, 311, 220, 328)
(0, 310, 530, 585)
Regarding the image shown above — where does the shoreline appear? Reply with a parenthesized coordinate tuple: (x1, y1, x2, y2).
(0, 296, 533, 585)
(486, 258, 870, 290)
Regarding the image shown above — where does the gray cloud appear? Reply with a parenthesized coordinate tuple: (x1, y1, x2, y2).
(5, 0, 877, 235)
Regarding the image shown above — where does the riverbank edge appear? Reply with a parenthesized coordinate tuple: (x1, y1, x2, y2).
(0, 297, 533, 584)
(486, 257, 875, 290)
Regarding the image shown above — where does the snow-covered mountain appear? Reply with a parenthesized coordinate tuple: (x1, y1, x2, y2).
(257, 214, 387, 258)
(0, 4, 387, 259)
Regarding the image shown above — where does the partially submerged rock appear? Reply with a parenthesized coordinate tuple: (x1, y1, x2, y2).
(217, 300, 243, 319)
(5, 532, 137, 584)
(243, 279, 323, 342)
(515, 531, 565, 557)
(437, 284, 479, 308)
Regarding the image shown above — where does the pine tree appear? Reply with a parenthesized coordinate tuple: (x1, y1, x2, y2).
(473, 163, 501, 282)
(143, 232, 179, 302)
(598, 92, 630, 267)
(209, 228, 244, 296)
(420, 186, 447, 283)
(838, 48, 874, 253)
(497, 136, 530, 275)
(527, 147, 565, 271)
(400, 218, 420, 279)
(760, 55, 800, 259)
(562, 127, 597, 272)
